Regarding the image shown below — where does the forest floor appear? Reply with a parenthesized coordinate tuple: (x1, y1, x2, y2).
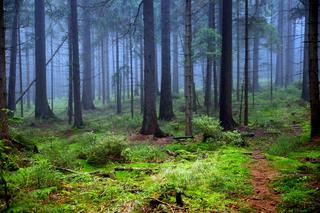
(1, 85, 320, 212)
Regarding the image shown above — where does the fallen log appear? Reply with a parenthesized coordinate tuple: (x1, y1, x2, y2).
(114, 167, 155, 172)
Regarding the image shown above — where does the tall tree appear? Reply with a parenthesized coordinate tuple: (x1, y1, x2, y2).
(252, 0, 260, 92)
(275, 0, 284, 87)
(219, 0, 235, 130)
(244, 0, 249, 126)
(184, 0, 193, 136)
(81, 1, 95, 110)
(308, 0, 320, 138)
(285, 0, 294, 86)
(302, 4, 310, 101)
(159, 0, 175, 121)
(34, 0, 55, 119)
(204, 0, 215, 115)
(172, 30, 179, 95)
(70, 0, 83, 127)
(8, 0, 19, 113)
(140, 0, 162, 136)
(0, 0, 8, 140)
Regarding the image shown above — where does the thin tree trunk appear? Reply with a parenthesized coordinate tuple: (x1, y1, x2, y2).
(25, 33, 31, 109)
(101, 39, 106, 105)
(275, 0, 284, 87)
(130, 32, 134, 118)
(106, 32, 110, 103)
(236, 0, 240, 101)
(116, 32, 122, 114)
(302, 7, 310, 101)
(8, 0, 19, 113)
(50, 31, 54, 112)
(140, 35, 144, 114)
(172, 30, 179, 95)
(18, 22, 23, 117)
(184, 0, 193, 136)
(285, 0, 294, 87)
(244, 0, 249, 126)
(70, 0, 83, 127)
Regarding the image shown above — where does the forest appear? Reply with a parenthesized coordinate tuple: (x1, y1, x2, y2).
(0, 0, 319, 212)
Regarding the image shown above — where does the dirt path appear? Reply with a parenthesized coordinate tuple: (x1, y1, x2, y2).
(247, 150, 280, 213)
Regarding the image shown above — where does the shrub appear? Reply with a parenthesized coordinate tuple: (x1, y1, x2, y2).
(86, 134, 127, 166)
(193, 116, 223, 141)
(193, 116, 244, 146)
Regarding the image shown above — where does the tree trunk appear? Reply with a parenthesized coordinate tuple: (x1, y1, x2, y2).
(106, 32, 110, 103)
(275, 0, 284, 87)
(204, 0, 214, 115)
(0, 0, 9, 140)
(70, 0, 83, 128)
(81, 1, 95, 110)
(244, 0, 249, 126)
(219, 0, 235, 130)
(8, 0, 19, 113)
(184, 0, 193, 136)
(236, 0, 240, 102)
(116, 32, 122, 114)
(34, 0, 54, 119)
(130, 32, 134, 118)
(172, 30, 179, 95)
(25, 32, 31, 109)
(159, 0, 175, 121)
(302, 6, 310, 101)
(18, 22, 23, 117)
(140, 35, 144, 114)
(285, 0, 294, 87)
(68, 8, 73, 125)
(308, 0, 320, 138)
(140, 0, 162, 136)
(101, 39, 106, 105)
(252, 0, 260, 92)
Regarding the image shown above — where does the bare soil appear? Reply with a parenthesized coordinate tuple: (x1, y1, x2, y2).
(247, 150, 280, 213)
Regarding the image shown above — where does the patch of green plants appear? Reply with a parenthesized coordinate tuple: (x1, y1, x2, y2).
(122, 144, 168, 163)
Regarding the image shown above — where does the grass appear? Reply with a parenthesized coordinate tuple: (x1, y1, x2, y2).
(1, 84, 320, 212)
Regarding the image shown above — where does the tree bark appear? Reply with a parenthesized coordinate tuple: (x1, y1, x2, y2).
(308, 0, 320, 138)
(275, 0, 284, 87)
(172, 30, 179, 95)
(81, 1, 95, 110)
(302, 5, 310, 101)
(140, 0, 162, 136)
(8, 0, 19, 113)
(0, 0, 9, 140)
(244, 0, 249, 126)
(70, 0, 83, 127)
(219, 0, 235, 130)
(184, 0, 193, 136)
(285, 0, 294, 87)
(204, 0, 215, 115)
(252, 0, 260, 92)
(159, 0, 175, 121)
(34, 0, 54, 119)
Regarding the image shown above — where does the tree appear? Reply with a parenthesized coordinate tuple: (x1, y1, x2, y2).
(308, 0, 320, 138)
(8, 0, 19, 113)
(184, 0, 193, 136)
(244, 0, 249, 126)
(219, 0, 235, 130)
(0, 0, 8, 140)
(285, 0, 294, 87)
(252, 0, 260, 92)
(70, 0, 83, 128)
(140, 0, 162, 136)
(159, 0, 175, 121)
(302, 3, 310, 101)
(81, 1, 95, 110)
(204, 0, 215, 115)
(275, 0, 284, 87)
(34, 0, 55, 119)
